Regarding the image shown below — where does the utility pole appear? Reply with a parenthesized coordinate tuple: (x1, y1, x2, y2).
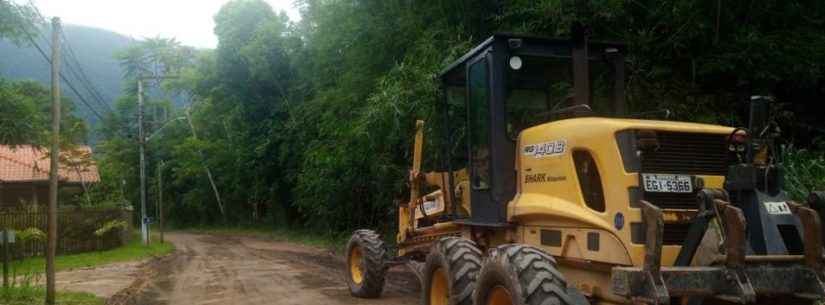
(46, 17, 61, 305)
(157, 160, 164, 244)
(137, 75, 177, 245)
(137, 78, 148, 245)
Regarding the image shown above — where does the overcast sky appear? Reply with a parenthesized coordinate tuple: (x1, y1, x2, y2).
(24, 0, 301, 48)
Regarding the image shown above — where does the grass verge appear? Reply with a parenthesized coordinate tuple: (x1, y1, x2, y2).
(180, 225, 350, 253)
(0, 286, 103, 305)
(10, 232, 174, 275)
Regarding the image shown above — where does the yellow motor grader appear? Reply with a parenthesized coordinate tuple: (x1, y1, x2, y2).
(344, 31, 825, 305)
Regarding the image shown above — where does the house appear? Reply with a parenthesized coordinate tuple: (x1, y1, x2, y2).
(0, 145, 100, 208)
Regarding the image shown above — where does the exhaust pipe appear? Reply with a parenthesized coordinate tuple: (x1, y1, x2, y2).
(571, 22, 590, 107)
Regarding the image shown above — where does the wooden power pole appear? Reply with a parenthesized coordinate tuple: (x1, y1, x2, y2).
(157, 160, 164, 244)
(46, 17, 61, 305)
(137, 78, 148, 245)
(137, 75, 179, 245)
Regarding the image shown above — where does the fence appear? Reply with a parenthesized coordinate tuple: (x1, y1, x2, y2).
(0, 206, 132, 259)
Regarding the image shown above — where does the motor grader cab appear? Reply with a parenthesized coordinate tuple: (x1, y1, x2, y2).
(344, 31, 825, 305)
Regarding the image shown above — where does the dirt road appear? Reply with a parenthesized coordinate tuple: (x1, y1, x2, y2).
(115, 232, 419, 305)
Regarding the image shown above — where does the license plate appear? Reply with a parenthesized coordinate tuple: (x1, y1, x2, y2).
(764, 201, 792, 215)
(642, 174, 693, 193)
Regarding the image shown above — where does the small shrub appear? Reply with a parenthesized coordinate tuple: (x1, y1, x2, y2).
(94, 220, 128, 237)
(16, 227, 45, 242)
(782, 144, 825, 201)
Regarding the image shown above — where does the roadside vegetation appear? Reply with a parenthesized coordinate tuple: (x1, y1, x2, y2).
(0, 287, 102, 305)
(10, 232, 173, 275)
(0, 231, 168, 304)
(783, 143, 825, 201)
(93, 0, 824, 234)
(2, 0, 824, 236)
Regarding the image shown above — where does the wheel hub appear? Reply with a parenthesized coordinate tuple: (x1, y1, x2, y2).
(487, 285, 513, 305)
(430, 267, 449, 305)
(349, 246, 364, 284)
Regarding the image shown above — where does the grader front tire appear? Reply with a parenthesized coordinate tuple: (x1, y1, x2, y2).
(345, 229, 386, 298)
(422, 237, 483, 305)
(474, 244, 574, 305)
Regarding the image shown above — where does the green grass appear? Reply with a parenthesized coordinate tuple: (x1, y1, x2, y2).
(181, 225, 350, 253)
(0, 286, 103, 305)
(782, 144, 825, 201)
(10, 232, 174, 275)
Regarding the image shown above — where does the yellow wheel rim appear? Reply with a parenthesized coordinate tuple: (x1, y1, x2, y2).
(430, 267, 449, 305)
(349, 246, 364, 284)
(486, 285, 513, 305)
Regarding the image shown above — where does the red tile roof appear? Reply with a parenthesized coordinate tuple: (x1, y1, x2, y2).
(0, 145, 100, 184)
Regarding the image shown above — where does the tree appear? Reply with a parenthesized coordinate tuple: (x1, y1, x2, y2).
(0, 79, 39, 145)
(0, 79, 87, 146)
(0, 1, 43, 145)
(96, 0, 825, 231)
(0, 0, 39, 44)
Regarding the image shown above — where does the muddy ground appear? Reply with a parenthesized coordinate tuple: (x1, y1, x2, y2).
(48, 260, 144, 299)
(106, 232, 420, 305)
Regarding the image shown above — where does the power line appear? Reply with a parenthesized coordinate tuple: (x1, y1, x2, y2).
(17, 2, 157, 144)
(59, 32, 113, 113)
(59, 43, 109, 111)
(60, 50, 107, 111)
(10, 3, 107, 121)
(27, 1, 53, 58)
(61, 34, 109, 106)
(25, 1, 113, 114)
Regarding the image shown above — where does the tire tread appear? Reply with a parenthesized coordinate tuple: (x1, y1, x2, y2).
(477, 244, 574, 305)
(423, 237, 482, 305)
(346, 229, 386, 298)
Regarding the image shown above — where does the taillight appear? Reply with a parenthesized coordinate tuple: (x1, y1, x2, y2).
(731, 130, 749, 145)
(729, 129, 749, 152)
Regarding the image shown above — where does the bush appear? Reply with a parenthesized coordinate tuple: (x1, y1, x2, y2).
(782, 144, 825, 201)
(0, 286, 102, 305)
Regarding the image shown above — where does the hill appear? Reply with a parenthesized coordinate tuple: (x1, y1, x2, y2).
(0, 23, 133, 127)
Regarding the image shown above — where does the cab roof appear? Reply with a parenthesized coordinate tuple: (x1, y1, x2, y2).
(438, 32, 626, 84)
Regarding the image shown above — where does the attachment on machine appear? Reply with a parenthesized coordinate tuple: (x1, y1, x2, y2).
(613, 96, 825, 304)
(613, 197, 825, 304)
(632, 200, 667, 305)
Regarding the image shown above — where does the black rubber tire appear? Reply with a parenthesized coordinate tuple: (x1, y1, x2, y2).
(422, 237, 483, 305)
(345, 229, 386, 298)
(474, 244, 574, 305)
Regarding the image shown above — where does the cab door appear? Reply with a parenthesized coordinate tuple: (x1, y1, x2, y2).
(466, 50, 511, 225)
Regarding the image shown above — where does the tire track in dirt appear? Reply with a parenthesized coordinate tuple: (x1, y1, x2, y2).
(111, 232, 419, 305)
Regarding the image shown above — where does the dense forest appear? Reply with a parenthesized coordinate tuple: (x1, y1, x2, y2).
(3, 0, 824, 233)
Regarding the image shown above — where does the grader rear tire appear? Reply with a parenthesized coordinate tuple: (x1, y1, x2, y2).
(345, 229, 386, 298)
(422, 237, 483, 305)
(474, 244, 574, 305)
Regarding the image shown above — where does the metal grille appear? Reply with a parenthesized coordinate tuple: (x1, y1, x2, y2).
(631, 222, 693, 245)
(644, 192, 698, 210)
(640, 131, 730, 176)
(663, 223, 692, 245)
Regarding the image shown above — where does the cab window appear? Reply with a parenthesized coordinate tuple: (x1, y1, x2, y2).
(504, 54, 620, 139)
(505, 56, 571, 140)
(468, 58, 490, 190)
